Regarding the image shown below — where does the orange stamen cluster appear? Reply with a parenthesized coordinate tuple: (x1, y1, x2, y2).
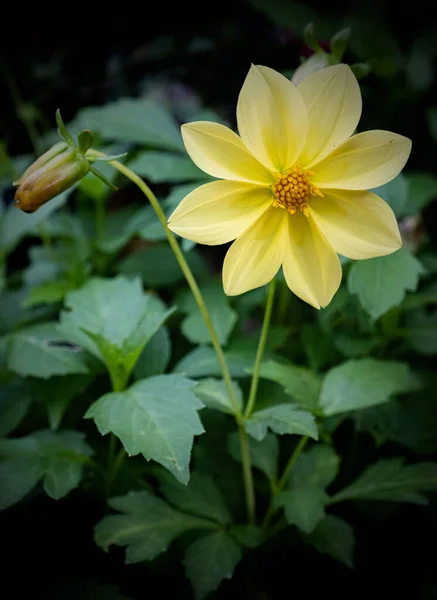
(272, 162, 323, 216)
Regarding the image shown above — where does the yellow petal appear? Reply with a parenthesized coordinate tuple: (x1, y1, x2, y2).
(299, 64, 362, 168)
(181, 121, 273, 185)
(223, 207, 287, 295)
(168, 180, 272, 245)
(236, 65, 308, 172)
(282, 213, 342, 309)
(309, 190, 401, 259)
(311, 130, 412, 190)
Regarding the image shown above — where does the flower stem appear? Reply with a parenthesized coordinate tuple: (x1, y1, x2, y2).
(239, 424, 256, 523)
(244, 278, 276, 420)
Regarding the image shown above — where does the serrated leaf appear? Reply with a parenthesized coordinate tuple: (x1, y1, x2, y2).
(183, 532, 242, 600)
(227, 432, 278, 482)
(133, 327, 171, 379)
(174, 345, 255, 379)
(195, 378, 242, 416)
(307, 515, 355, 568)
(290, 445, 340, 490)
(85, 375, 204, 483)
(330, 458, 437, 505)
(0, 430, 92, 508)
(245, 404, 318, 441)
(320, 358, 419, 416)
(275, 487, 327, 534)
(95, 490, 214, 563)
(159, 470, 230, 524)
(0, 379, 31, 436)
(127, 151, 207, 183)
(371, 174, 409, 218)
(7, 322, 90, 378)
(255, 359, 321, 411)
(177, 282, 237, 346)
(348, 249, 424, 320)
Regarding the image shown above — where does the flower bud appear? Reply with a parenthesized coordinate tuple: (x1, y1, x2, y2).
(14, 141, 90, 213)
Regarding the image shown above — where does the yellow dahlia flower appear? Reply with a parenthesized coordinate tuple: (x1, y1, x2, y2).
(168, 64, 411, 308)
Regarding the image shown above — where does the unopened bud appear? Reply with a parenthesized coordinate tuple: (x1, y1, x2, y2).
(14, 141, 90, 213)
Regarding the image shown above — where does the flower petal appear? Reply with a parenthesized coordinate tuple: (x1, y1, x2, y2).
(236, 65, 308, 172)
(181, 121, 273, 185)
(311, 130, 412, 190)
(283, 213, 342, 309)
(168, 180, 272, 245)
(299, 64, 362, 168)
(309, 189, 401, 259)
(223, 207, 287, 295)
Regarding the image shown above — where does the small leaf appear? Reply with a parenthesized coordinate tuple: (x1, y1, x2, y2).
(290, 445, 339, 490)
(0, 460, 42, 510)
(183, 532, 242, 600)
(228, 432, 278, 482)
(245, 404, 318, 441)
(0, 379, 31, 436)
(133, 327, 171, 379)
(307, 515, 355, 568)
(77, 129, 93, 153)
(330, 458, 437, 505)
(330, 27, 351, 60)
(56, 109, 74, 145)
(404, 172, 437, 215)
(274, 487, 327, 534)
(229, 524, 263, 548)
(7, 322, 90, 378)
(195, 378, 242, 416)
(127, 151, 208, 183)
(255, 359, 321, 410)
(85, 375, 204, 483)
(159, 470, 231, 524)
(174, 345, 254, 379)
(320, 358, 419, 416)
(348, 249, 424, 320)
(94, 490, 214, 564)
(371, 174, 409, 218)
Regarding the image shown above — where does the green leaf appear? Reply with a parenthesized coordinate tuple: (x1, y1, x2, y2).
(333, 333, 379, 358)
(59, 277, 173, 388)
(184, 532, 242, 600)
(77, 129, 93, 153)
(255, 359, 321, 411)
(0, 430, 92, 508)
(7, 322, 90, 378)
(195, 378, 243, 416)
(245, 404, 318, 441)
(22, 279, 74, 308)
(178, 282, 237, 346)
(404, 172, 437, 215)
(94, 490, 214, 563)
(159, 470, 231, 524)
(85, 375, 204, 483)
(405, 310, 437, 355)
(75, 98, 184, 151)
(227, 432, 278, 482)
(127, 151, 207, 183)
(348, 249, 424, 320)
(275, 487, 327, 534)
(229, 524, 263, 548)
(117, 245, 207, 287)
(0, 379, 31, 436)
(329, 27, 351, 60)
(320, 358, 419, 416)
(393, 395, 437, 454)
(174, 345, 254, 379)
(31, 375, 92, 430)
(133, 327, 171, 379)
(290, 445, 339, 490)
(371, 174, 409, 218)
(330, 458, 437, 505)
(307, 516, 355, 568)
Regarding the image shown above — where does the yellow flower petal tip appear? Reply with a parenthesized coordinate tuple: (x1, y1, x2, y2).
(171, 63, 410, 308)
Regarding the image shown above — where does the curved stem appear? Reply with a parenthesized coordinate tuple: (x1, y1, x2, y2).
(244, 278, 276, 419)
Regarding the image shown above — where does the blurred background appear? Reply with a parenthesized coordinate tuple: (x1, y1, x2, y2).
(1, 0, 437, 598)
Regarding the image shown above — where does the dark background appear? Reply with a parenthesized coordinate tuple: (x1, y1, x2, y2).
(1, 0, 437, 598)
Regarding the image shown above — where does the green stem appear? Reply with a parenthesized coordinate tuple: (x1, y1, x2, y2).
(93, 152, 257, 521)
(244, 278, 276, 420)
(262, 435, 309, 528)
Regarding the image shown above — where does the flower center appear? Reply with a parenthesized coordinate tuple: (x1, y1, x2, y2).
(271, 162, 323, 216)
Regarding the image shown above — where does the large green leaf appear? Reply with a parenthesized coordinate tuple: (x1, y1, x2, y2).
(255, 359, 321, 411)
(7, 322, 91, 379)
(174, 345, 254, 379)
(0, 379, 31, 436)
(59, 276, 173, 389)
(371, 174, 409, 218)
(330, 458, 437, 505)
(195, 378, 243, 416)
(159, 470, 231, 524)
(227, 432, 278, 483)
(133, 327, 171, 380)
(348, 249, 424, 320)
(320, 358, 420, 416)
(274, 487, 327, 534)
(0, 430, 92, 509)
(183, 532, 242, 600)
(94, 490, 215, 564)
(177, 282, 237, 346)
(307, 515, 355, 568)
(127, 151, 207, 183)
(86, 375, 204, 483)
(404, 172, 437, 215)
(245, 404, 318, 441)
